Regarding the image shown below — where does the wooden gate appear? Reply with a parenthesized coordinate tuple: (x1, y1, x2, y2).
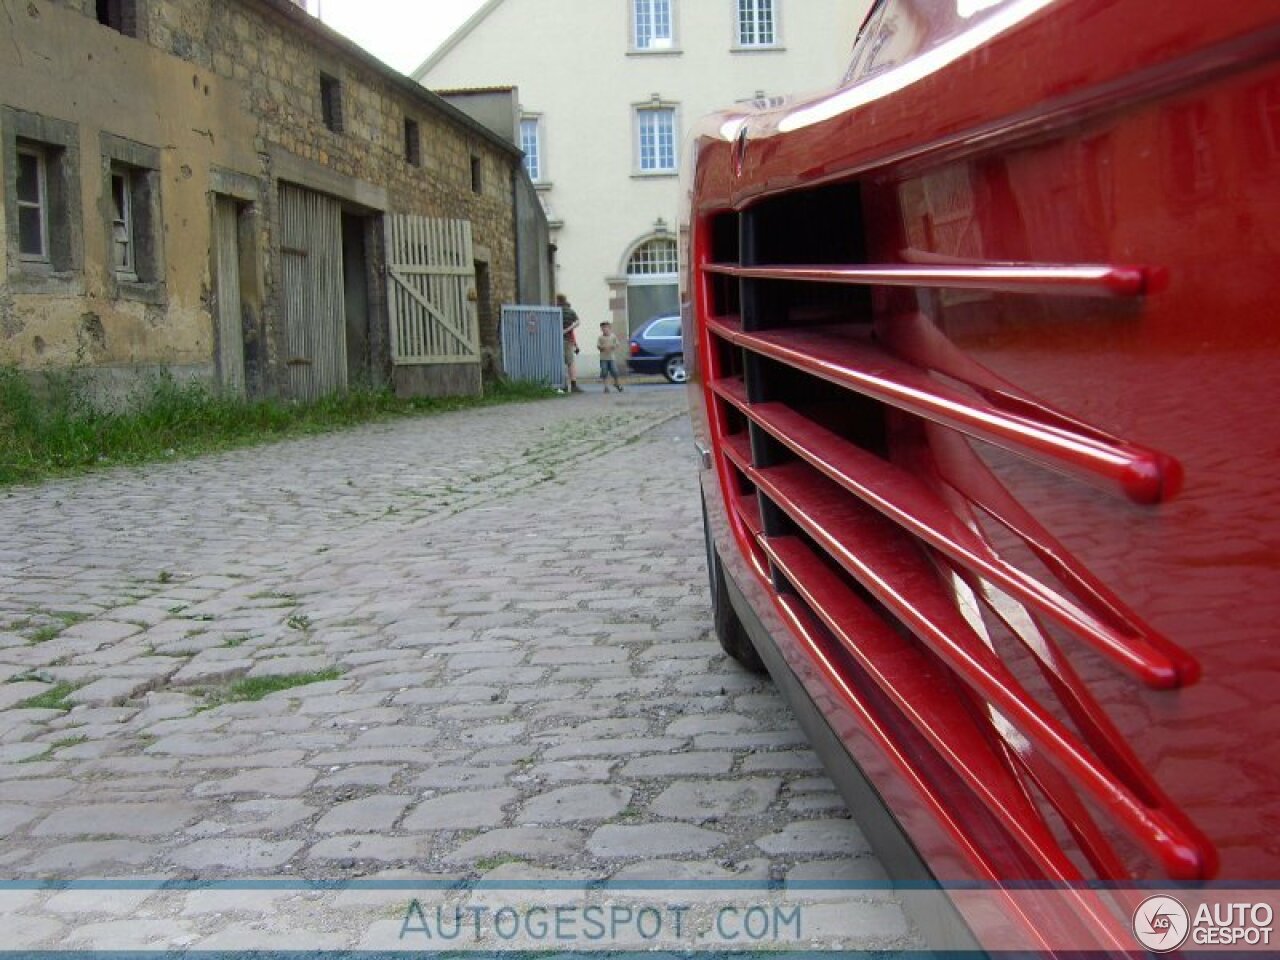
(279, 184, 347, 400)
(211, 195, 245, 396)
(385, 216, 479, 365)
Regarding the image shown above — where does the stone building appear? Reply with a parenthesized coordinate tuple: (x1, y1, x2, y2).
(1, 0, 551, 402)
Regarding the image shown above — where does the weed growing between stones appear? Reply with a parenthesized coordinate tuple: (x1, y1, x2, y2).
(22, 611, 89, 646)
(0, 366, 555, 486)
(27, 625, 61, 645)
(20, 734, 89, 763)
(472, 856, 527, 871)
(198, 669, 343, 709)
(15, 682, 79, 711)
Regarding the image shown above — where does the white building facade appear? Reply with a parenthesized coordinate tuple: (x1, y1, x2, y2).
(414, 0, 871, 370)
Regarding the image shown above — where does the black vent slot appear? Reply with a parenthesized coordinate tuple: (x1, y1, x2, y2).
(740, 181, 870, 330)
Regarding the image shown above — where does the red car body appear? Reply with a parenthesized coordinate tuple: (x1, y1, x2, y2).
(686, 0, 1280, 950)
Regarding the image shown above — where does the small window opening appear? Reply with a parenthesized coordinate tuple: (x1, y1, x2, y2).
(320, 72, 344, 133)
(404, 117, 421, 167)
(96, 0, 138, 36)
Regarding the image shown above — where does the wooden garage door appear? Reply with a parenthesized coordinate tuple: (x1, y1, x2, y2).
(279, 184, 347, 400)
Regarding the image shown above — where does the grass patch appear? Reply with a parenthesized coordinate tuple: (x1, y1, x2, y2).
(25, 610, 90, 644)
(28, 624, 62, 645)
(617, 805, 645, 822)
(0, 368, 555, 487)
(15, 682, 78, 711)
(23, 733, 91, 760)
(208, 669, 342, 706)
(472, 856, 526, 872)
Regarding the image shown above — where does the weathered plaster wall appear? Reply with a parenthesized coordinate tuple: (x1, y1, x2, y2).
(1, 0, 259, 376)
(2, 0, 525, 399)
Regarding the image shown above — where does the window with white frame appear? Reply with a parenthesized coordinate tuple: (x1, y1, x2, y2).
(736, 0, 777, 46)
(4, 110, 81, 288)
(16, 144, 49, 263)
(101, 132, 163, 299)
(109, 166, 136, 279)
(628, 237, 679, 276)
(635, 107, 676, 173)
(625, 237, 680, 336)
(634, 0, 673, 50)
(520, 116, 542, 181)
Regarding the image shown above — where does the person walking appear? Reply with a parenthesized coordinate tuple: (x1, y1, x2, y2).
(597, 321, 624, 393)
(558, 294, 583, 393)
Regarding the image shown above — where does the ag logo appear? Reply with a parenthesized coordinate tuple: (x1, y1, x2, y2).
(1133, 895, 1190, 952)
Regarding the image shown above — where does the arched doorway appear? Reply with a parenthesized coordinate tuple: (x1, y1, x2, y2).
(624, 236, 679, 339)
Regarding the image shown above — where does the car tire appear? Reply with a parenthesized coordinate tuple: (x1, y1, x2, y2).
(663, 353, 688, 384)
(702, 495, 767, 673)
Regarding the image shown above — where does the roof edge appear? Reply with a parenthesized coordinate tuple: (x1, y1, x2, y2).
(410, 0, 509, 80)
(251, 0, 522, 160)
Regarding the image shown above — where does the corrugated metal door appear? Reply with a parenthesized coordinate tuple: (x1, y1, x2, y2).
(212, 195, 245, 396)
(500, 305, 565, 388)
(386, 215, 478, 366)
(279, 184, 346, 400)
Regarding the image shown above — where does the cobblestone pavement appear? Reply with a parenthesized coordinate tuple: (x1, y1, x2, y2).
(0, 385, 921, 950)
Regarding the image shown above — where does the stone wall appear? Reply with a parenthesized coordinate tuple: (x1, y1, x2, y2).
(2, 0, 528, 399)
(147, 0, 524, 390)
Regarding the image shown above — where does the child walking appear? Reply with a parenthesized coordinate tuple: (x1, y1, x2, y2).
(597, 322, 624, 393)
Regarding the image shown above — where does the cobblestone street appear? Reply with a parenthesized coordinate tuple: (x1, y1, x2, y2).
(0, 385, 918, 950)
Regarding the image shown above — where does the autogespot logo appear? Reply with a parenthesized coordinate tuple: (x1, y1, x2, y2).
(1133, 895, 1191, 952)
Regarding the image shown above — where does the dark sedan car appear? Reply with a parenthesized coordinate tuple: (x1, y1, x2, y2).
(627, 315, 685, 383)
